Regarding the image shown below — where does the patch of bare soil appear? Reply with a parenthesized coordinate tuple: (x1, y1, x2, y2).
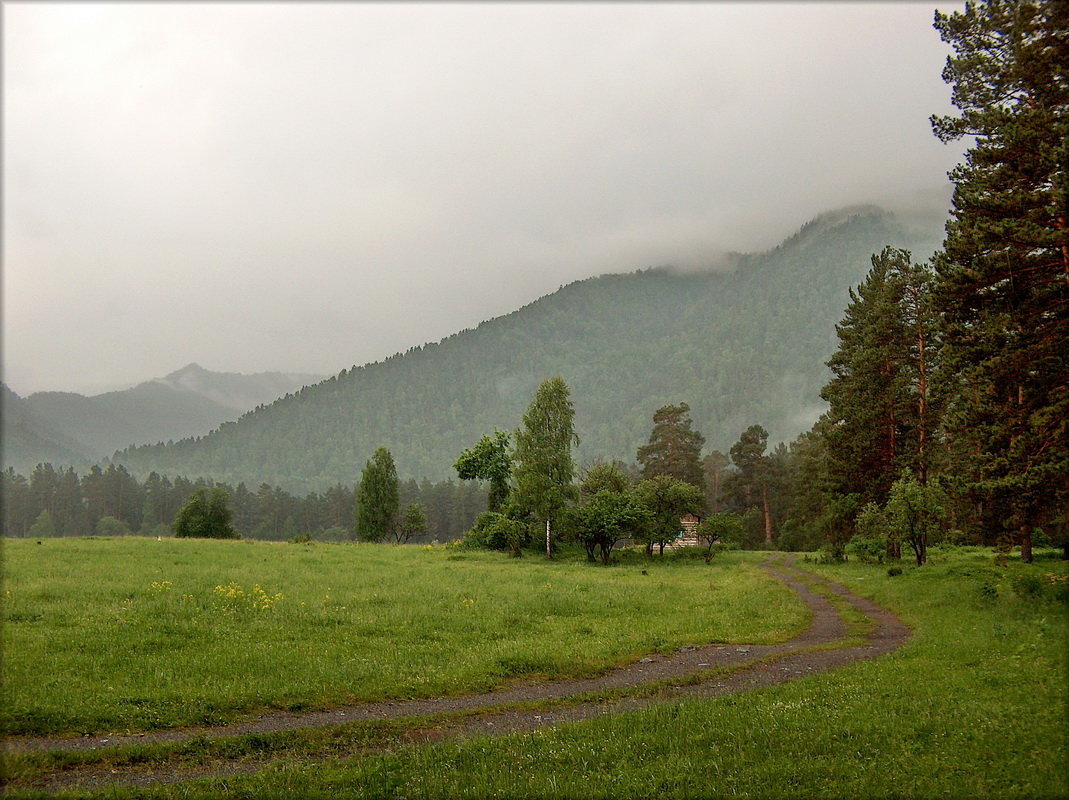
(7, 555, 910, 794)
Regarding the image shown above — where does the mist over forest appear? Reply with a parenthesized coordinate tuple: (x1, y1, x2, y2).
(48, 205, 936, 493)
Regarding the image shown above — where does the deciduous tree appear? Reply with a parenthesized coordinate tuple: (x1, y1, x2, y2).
(454, 431, 512, 512)
(356, 447, 400, 543)
(395, 502, 428, 544)
(696, 512, 745, 559)
(634, 475, 705, 556)
(174, 488, 237, 539)
(884, 473, 948, 566)
(572, 489, 652, 564)
(511, 377, 579, 558)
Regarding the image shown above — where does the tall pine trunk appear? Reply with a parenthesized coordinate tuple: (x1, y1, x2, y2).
(915, 306, 929, 487)
(761, 485, 773, 545)
(1019, 522, 1033, 563)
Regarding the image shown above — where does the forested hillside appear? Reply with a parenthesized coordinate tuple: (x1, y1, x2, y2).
(116, 206, 943, 492)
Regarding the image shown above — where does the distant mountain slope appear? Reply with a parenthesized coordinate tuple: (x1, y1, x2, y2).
(2, 366, 323, 473)
(1, 385, 93, 473)
(149, 363, 325, 412)
(115, 206, 944, 493)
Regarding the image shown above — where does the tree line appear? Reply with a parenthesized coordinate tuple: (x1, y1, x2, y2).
(1, 462, 485, 543)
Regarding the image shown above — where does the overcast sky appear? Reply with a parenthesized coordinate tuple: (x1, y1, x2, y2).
(4, 2, 965, 396)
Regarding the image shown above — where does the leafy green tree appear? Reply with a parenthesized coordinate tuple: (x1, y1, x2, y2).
(728, 424, 776, 546)
(173, 488, 237, 539)
(395, 502, 428, 544)
(696, 512, 745, 559)
(454, 431, 512, 512)
(356, 447, 400, 543)
(849, 502, 893, 564)
(634, 475, 705, 556)
(579, 461, 631, 499)
(931, 0, 1068, 562)
(885, 472, 949, 566)
(572, 489, 652, 564)
(636, 403, 706, 491)
(511, 377, 580, 558)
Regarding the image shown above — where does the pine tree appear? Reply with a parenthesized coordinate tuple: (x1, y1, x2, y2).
(702, 450, 730, 513)
(141, 472, 168, 533)
(931, 0, 1068, 561)
(356, 447, 400, 542)
(636, 403, 706, 492)
(30, 463, 59, 523)
(728, 425, 776, 546)
(1, 468, 34, 537)
(55, 467, 89, 537)
(511, 377, 580, 557)
(820, 248, 938, 507)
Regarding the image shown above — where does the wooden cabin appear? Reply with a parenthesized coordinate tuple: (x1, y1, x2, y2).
(663, 512, 702, 550)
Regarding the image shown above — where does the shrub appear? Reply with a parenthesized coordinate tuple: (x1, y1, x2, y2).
(848, 532, 887, 564)
(456, 512, 528, 555)
(816, 543, 847, 564)
(887, 566, 903, 577)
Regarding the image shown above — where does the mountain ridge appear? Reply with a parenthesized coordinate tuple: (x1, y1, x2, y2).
(112, 205, 945, 492)
(2, 366, 325, 474)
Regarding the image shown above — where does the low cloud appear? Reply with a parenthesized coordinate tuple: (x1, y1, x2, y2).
(4, 3, 965, 394)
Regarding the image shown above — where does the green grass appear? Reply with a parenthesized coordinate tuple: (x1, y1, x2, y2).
(1, 537, 805, 735)
(13, 547, 1063, 800)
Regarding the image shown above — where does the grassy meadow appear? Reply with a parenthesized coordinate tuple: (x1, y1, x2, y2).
(7, 545, 1065, 800)
(1, 537, 806, 735)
